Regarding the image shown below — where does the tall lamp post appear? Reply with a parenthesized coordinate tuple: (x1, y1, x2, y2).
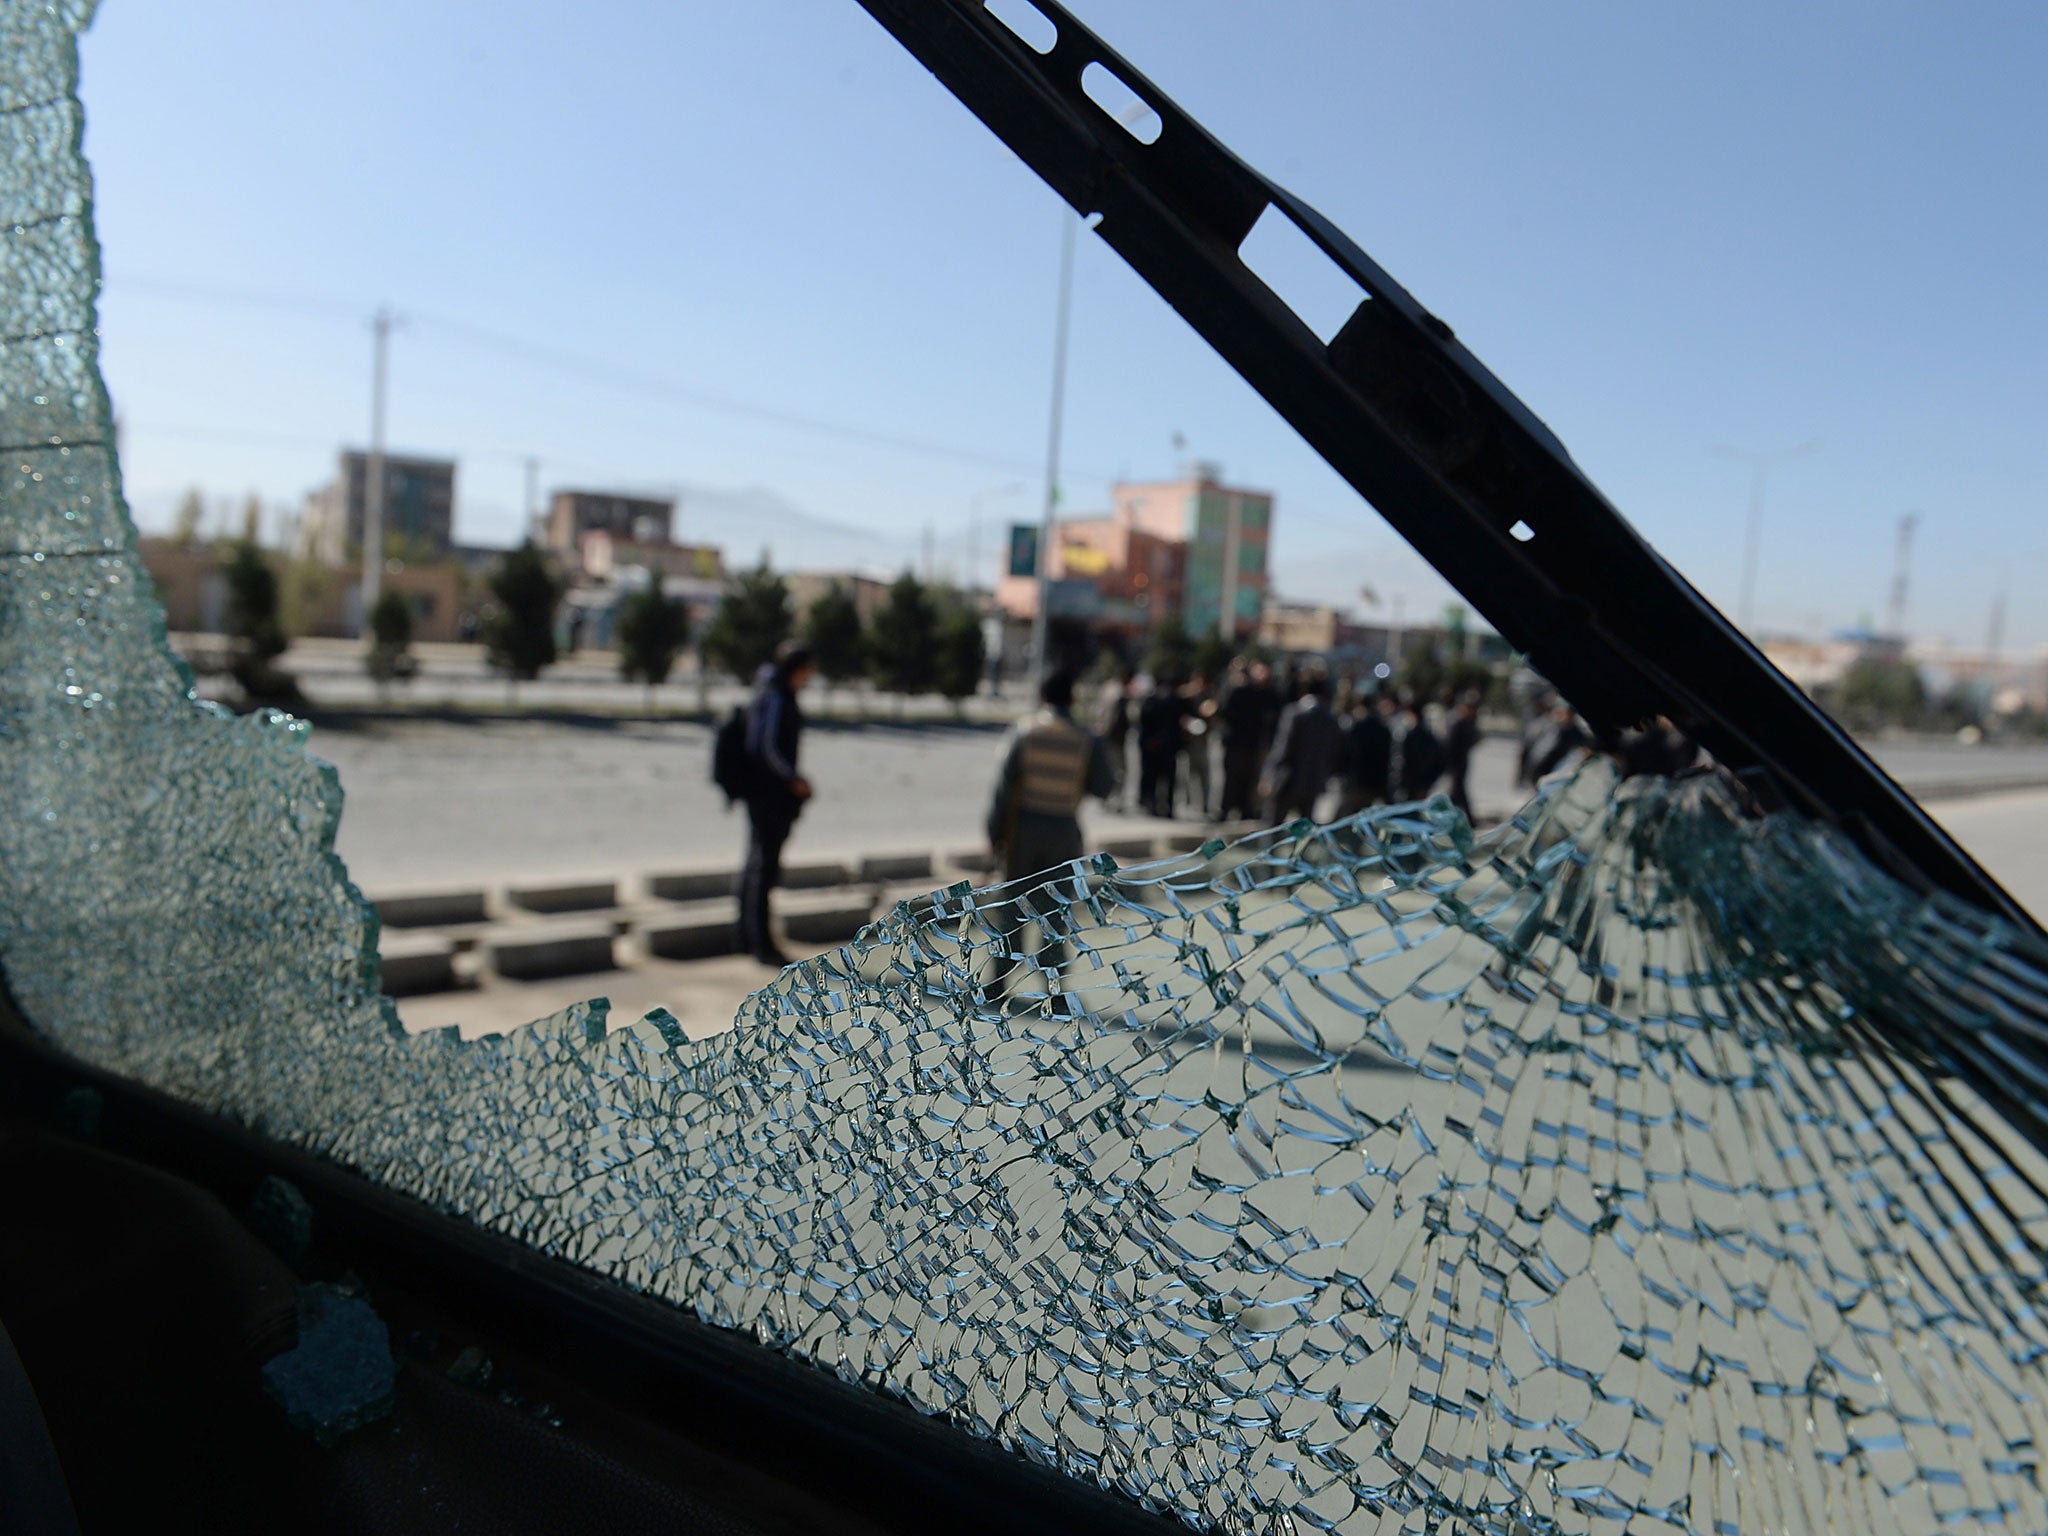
(1029, 213, 1077, 684)
(1709, 439, 1819, 632)
(360, 306, 401, 629)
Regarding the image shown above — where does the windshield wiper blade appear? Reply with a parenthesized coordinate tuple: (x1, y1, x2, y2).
(850, 0, 2038, 935)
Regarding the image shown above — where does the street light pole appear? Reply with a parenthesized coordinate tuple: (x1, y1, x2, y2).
(360, 306, 399, 630)
(1029, 212, 1077, 685)
(1709, 439, 1819, 632)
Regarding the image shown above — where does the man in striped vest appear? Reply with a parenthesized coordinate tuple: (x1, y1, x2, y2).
(982, 670, 1117, 1005)
(987, 670, 1118, 883)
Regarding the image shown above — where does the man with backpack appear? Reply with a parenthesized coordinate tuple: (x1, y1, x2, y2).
(715, 642, 815, 967)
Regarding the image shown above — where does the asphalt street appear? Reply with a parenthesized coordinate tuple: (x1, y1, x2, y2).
(308, 713, 2048, 922)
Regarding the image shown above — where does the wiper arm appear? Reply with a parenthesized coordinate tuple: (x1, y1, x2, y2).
(850, 0, 2039, 935)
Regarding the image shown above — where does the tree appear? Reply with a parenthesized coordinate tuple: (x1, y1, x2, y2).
(1833, 658, 1926, 732)
(698, 560, 793, 684)
(171, 488, 205, 547)
(933, 602, 986, 709)
(281, 553, 333, 637)
(865, 572, 939, 703)
(1144, 619, 1195, 687)
(364, 587, 416, 689)
(222, 539, 292, 702)
(484, 541, 564, 683)
(801, 581, 867, 697)
(617, 584, 691, 704)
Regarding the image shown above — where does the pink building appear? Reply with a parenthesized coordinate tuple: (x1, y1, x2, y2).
(997, 465, 1272, 638)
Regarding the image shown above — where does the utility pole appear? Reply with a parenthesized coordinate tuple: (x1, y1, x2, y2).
(360, 306, 398, 629)
(922, 523, 935, 585)
(524, 457, 542, 545)
(1029, 212, 1077, 685)
(1886, 511, 1919, 638)
(1709, 439, 1819, 632)
(1985, 578, 2009, 721)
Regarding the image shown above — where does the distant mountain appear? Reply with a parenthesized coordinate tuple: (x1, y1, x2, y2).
(652, 481, 913, 576)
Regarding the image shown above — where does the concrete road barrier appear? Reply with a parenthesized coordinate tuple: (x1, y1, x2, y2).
(489, 921, 619, 980)
(504, 877, 618, 914)
(645, 865, 739, 903)
(374, 888, 491, 928)
(780, 858, 856, 891)
(779, 891, 877, 944)
(643, 911, 739, 961)
(378, 934, 459, 996)
(857, 851, 934, 884)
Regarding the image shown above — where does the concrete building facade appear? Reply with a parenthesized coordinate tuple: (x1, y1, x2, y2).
(298, 450, 457, 565)
(1113, 469, 1272, 640)
(545, 490, 675, 556)
(994, 465, 1273, 641)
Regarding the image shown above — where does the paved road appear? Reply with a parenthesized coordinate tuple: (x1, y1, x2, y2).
(311, 712, 2048, 896)
(317, 718, 1561, 891)
(1930, 789, 2048, 919)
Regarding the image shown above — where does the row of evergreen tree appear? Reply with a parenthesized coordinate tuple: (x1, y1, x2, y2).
(473, 546, 989, 703)
(212, 531, 995, 705)
(641, 562, 987, 702)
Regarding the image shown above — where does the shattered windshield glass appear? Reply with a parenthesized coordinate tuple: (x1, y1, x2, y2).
(7, 4, 2048, 1534)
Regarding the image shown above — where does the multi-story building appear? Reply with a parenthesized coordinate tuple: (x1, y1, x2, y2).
(994, 464, 1273, 641)
(577, 530, 722, 587)
(1112, 468, 1272, 640)
(297, 450, 457, 565)
(545, 490, 674, 557)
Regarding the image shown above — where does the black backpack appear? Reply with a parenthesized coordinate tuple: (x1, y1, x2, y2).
(711, 704, 755, 804)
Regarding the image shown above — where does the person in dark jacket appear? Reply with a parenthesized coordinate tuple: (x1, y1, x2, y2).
(1136, 678, 1188, 819)
(1442, 692, 1481, 820)
(1517, 694, 1556, 787)
(984, 670, 1117, 1004)
(1392, 698, 1446, 801)
(736, 642, 815, 967)
(1216, 658, 1278, 822)
(1525, 699, 1590, 782)
(1259, 671, 1342, 825)
(1334, 690, 1393, 818)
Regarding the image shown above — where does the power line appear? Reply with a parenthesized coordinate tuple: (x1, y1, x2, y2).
(108, 272, 1116, 485)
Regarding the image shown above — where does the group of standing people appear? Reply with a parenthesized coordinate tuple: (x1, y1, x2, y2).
(1258, 671, 1482, 825)
(726, 646, 1668, 975)
(1090, 659, 1483, 829)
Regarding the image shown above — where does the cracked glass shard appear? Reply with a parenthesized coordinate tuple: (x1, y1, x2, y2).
(260, 1282, 397, 1446)
(7, 5, 2048, 1532)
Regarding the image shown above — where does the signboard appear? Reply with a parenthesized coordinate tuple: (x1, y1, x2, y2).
(1006, 523, 1040, 579)
(1061, 543, 1111, 576)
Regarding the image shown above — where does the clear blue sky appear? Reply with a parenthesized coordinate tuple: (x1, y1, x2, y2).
(78, 1, 2048, 648)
